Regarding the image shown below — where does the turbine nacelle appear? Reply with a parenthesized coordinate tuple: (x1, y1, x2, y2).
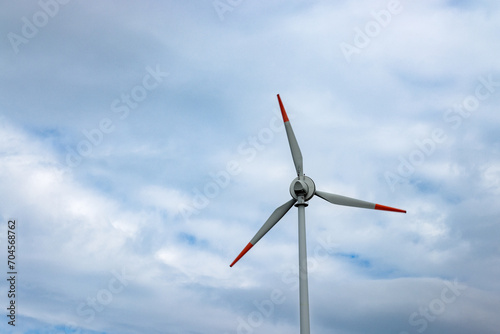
(290, 176, 315, 201)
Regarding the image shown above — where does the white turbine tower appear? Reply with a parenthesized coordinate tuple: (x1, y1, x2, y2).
(230, 94, 406, 334)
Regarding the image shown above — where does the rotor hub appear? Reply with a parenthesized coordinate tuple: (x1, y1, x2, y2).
(290, 175, 315, 201)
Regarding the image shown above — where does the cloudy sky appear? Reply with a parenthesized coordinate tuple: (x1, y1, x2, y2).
(1, 0, 500, 333)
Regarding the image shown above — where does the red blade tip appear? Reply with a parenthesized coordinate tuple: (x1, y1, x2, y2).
(277, 94, 289, 123)
(374, 204, 406, 213)
(230, 242, 254, 267)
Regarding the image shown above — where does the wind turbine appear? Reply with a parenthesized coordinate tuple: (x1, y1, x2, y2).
(230, 94, 406, 334)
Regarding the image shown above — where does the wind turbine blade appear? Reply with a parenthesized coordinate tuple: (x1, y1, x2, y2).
(277, 94, 303, 176)
(230, 198, 297, 267)
(315, 190, 406, 213)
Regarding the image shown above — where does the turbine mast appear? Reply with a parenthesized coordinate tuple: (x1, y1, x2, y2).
(296, 196, 310, 334)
